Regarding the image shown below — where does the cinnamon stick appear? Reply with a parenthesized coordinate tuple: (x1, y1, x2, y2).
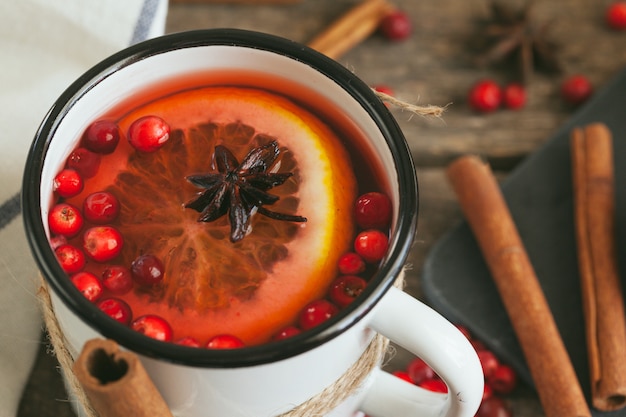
(307, 0, 395, 60)
(571, 123, 626, 411)
(73, 339, 174, 417)
(446, 155, 590, 417)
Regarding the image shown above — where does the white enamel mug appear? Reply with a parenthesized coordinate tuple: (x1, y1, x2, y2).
(23, 29, 483, 417)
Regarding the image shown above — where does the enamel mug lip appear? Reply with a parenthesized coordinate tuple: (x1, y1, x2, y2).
(22, 28, 419, 368)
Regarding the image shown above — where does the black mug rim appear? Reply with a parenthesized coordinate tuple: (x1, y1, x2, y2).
(22, 28, 419, 368)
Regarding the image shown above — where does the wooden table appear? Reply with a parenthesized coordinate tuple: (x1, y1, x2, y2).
(17, 1, 626, 416)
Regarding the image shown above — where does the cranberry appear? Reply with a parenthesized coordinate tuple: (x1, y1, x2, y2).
(476, 396, 512, 417)
(298, 299, 339, 330)
(502, 83, 526, 110)
(607, 2, 626, 30)
(53, 168, 83, 198)
(70, 271, 103, 302)
(82, 226, 124, 262)
(175, 337, 201, 347)
(468, 79, 502, 113)
(392, 370, 413, 383)
(127, 115, 170, 152)
(354, 230, 389, 263)
(48, 203, 84, 237)
(482, 383, 494, 401)
(49, 235, 68, 250)
(55, 244, 86, 274)
(83, 191, 120, 223)
(102, 265, 133, 294)
(379, 10, 413, 41)
(83, 120, 121, 154)
(131, 314, 173, 342)
(354, 192, 392, 230)
(418, 378, 448, 393)
(329, 275, 367, 307)
(97, 297, 132, 325)
(273, 326, 302, 341)
(66, 147, 101, 178)
(205, 334, 245, 349)
(477, 349, 500, 379)
(487, 363, 517, 395)
(131, 254, 165, 286)
(455, 323, 473, 341)
(561, 75, 593, 106)
(407, 358, 436, 384)
(338, 252, 366, 275)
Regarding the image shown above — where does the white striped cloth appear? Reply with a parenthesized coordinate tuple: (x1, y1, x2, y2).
(0, 0, 168, 415)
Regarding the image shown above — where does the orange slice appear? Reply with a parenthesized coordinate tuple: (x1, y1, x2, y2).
(92, 87, 357, 345)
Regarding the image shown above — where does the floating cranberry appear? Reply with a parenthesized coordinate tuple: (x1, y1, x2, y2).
(379, 10, 413, 41)
(66, 147, 101, 178)
(131, 314, 173, 342)
(482, 383, 494, 401)
(607, 2, 626, 30)
(561, 75, 593, 106)
(49, 235, 68, 250)
(206, 334, 245, 349)
(102, 265, 133, 294)
(175, 337, 201, 347)
(84, 120, 121, 154)
(298, 299, 339, 331)
(502, 83, 526, 110)
(354, 230, 389, 263)
(338, 252, 366, 275)
(128, 115, 170, 152)
(418, 378, 448, 393)
(48, 203, 84, 237)
(131, 254, 165, 286)
(83, 191, 120, 223)
(55, 244, 86, 274)
(354, 192, 392, 229)
(468, 80, 502, 113)
(273, 326, 302, 341)
(407, 357, 436, 384)
(83, 226, 124, 262)
(53, 168, 83, 198)
(487, 363, 517, 395)
(455, 323, 473, 341)
(392, 370, 413, 383)
(476, 396, 512, 417)
(70, 271, 103, 302)
(477, 349, 500, 379)
(97, 297, 132, 325)
(329, 275, 367, 307)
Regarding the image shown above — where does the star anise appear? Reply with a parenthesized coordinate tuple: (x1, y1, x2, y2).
(185, 140, 306, 243)
(471, 1, 561, 83)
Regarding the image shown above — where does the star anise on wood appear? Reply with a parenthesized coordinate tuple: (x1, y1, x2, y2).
(185, 141, 306, 243)
(471, 1, 561, 83)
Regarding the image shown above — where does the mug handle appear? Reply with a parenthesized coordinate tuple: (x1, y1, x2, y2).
(360, 286, 484, 417)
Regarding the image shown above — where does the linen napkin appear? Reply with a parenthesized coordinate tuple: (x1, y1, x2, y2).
(0, 0, 168, 415)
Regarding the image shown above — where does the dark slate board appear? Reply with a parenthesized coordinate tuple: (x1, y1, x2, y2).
(422, 66, 626, 416)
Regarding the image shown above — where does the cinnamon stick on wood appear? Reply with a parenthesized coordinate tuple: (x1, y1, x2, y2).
(307, 0, 395, 60)
(571, 123, 626, 411)
(446, 155, 590, 417)
(73, 339, 174, 417)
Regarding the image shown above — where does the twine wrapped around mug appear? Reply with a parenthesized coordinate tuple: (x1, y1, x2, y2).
(37, 271, 405, 417)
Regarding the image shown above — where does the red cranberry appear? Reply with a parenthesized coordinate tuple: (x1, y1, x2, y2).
(273, 326, 302, 341)
(561, 75, 593, 106)
(49, 235, 68, 250)
(127, 115, 170, 152)
(131, 254, 165, 286)
(338, 252, 366, 275)
(70, 271, 103, 302)
(82, 226, 124, 262)
(354, 192, 392, 230)
(83, 120, 121, 154)
(379, 10, 413, 41)
(298, 299, 339, 331)
(102, 265, 133, 294)
(175, 337, 201, 347)
(392, 370, 413, 383)
(607, 2, 626, 30)
(83, 191, 120, 224)
(48, 203, 84, 237)
(502, 83, 526, 110)
(53, 169, 83, 198)
(487, 363, 517, 395)
(455, 323, 473, 341)
(418, 378, 448, 393)
(477, 349, 500, 379)
(476, 396, 512, 417)
(483, 383, 494, 401)
(329, 275, 367, 307)
(354, 230, 389, 263)
(131, 314, 173, 341)
(97, 297, 132, 325)
(55, 244, 86, 274)
(66, 147, 101, 178)
(407, 358, 436, 384)
(205, 334, 245, 349)
(468, 79, 502, 113)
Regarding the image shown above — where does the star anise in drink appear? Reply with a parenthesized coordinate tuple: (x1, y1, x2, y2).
(185, 140, 306, 243)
